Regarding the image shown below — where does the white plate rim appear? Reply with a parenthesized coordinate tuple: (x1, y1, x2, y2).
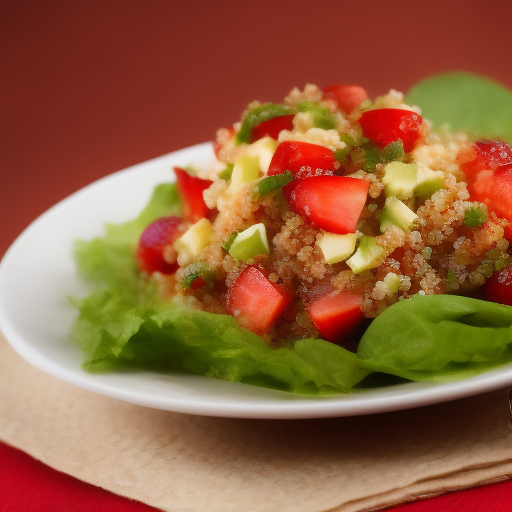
(1, 142, 511, 419)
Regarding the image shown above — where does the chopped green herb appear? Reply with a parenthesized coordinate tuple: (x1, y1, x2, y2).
(464, 207, 487, 228)
(221, 231, 239, 252)
(383, 140, 405, 163)
(352, 140, 405, 172)
(236, 103, 294, 145)
(339, 133, 356, 146)
(253, 171, 294, 197)
(334, 146, 351, 163)
(218, 163, 234, 180)
(181, 261, 215, 290)
(296, 101, 337, 130)
(359, 144, 382, 172)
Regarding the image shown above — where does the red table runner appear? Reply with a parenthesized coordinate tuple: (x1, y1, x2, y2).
(1, 442, 511, 512)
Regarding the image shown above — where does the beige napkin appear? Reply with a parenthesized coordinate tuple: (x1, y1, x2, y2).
(1, 332, 511, 512)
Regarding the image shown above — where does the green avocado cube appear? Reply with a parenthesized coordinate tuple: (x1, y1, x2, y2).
(382, 162, 418, 199)
(245, 136, 278, 175)
(346, 236, 388, 274)
(228, 154, 260, 193)
(228, 223, 269, 261)
(414, 162, 445, 200)
(317, 232, 357, 264)
(175, 218, 213, 258)
(378, 197, 418, 233)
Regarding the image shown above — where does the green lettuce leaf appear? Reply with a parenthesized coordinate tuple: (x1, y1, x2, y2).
(405, 71, 512, 143)
(71, 248, 370, 394)
(357, 295, 512, 382)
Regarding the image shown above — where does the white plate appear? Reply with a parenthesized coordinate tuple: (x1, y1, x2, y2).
(1, 142, 511, 419)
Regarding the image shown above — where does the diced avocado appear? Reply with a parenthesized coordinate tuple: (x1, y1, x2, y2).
(384, 272, 401, 294)
(414, 162, 445, 200)
(317, 232, 357, 264)
(175, 218, 213, 258)
(378, 197, 418, 233)
(228, 223, 269, 261)
(346, 236, 388, 274)
(382, 162, 418, 199)
(245, 136, 278, 175)
(228, 154, 260, 193)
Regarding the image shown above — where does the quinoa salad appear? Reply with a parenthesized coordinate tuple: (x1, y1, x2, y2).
(72, 79, 512, 394)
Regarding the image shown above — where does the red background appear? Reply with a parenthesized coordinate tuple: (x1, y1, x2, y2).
(1, 1, 512, 510)
(1, 0, 512, 257)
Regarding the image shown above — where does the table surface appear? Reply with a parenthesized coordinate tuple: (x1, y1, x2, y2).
(1, 1, 512, 510)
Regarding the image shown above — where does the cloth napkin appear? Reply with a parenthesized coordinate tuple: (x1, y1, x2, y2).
(0, 332, 511, 512)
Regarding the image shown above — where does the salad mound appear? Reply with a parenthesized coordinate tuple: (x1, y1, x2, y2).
(72, 77, 512, 395)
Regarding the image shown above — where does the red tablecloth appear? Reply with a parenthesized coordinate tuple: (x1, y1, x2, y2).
(1, 441, 511, 512)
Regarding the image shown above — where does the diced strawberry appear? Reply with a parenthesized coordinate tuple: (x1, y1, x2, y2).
(250, 114, 295, 142)
(492, 164, 512, 240)
(358, 108, 422, 153)
(190, 276, 207, 291)
(227, 266, 294, 335)
(466, 163, 512, 240)
(492, 164, 512, 219)
(460, 140, 512, 240)
(322, 84, 368, 114)
(267, 141, 339, 179)
(483, 266, 512, 306)
(460, 140, 512, 182)
(137, 216, 182, 275)
(307, 292, 364, 344)
(174, 167, 212, 223)
(287, 175, 369, 234)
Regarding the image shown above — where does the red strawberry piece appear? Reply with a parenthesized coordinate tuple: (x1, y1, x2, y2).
(358, 108, 423, 153)
(227, 266, 294, 335)
(467, 163, 512, 241)
(483, 266, 512, 306)
(267, 141, 339, 179)
(322, 84, 368, 114)
(307, 292, 364, 344)
(189, 276, 207, 291)
(492, 164, 512, 218)
(491, 164, 512, 240)
(174, 167, 212, 223)
(460, 139, 512, 181)
(287, 175, 369, 234)
(250, 114, 295, 142)
(137, 216, 182, 275)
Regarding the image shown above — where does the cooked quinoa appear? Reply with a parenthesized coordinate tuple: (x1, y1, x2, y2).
(149, 84, 511, 345)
